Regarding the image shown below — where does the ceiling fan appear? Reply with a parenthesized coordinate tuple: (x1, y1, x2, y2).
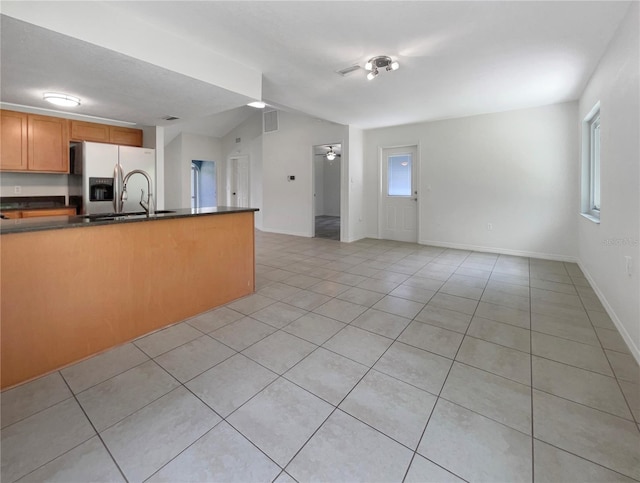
(316, 146, 341, 163)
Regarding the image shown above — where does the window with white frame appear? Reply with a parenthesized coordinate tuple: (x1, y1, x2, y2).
(583, 104, 601, 220)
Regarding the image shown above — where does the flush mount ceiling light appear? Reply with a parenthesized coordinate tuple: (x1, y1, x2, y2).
(43, 92, 80, 107)
(247, 101, 266, 108)
(364, 56, 399, 80)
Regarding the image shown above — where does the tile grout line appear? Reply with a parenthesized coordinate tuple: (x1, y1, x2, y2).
(7, 238, 636, 482)
(529, 257, 535, 483)
(574, 270, 640, 427)
(400, 248, 485, 483)
(266, 245, 466, 479)
(144, 354, 287, 481)
(63, 374, 130, 483)
(531, 436, 640, 481)
(188, 261, 432, 475)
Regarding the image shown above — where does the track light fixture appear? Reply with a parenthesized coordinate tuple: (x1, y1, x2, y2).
(364, 56, 399, 80)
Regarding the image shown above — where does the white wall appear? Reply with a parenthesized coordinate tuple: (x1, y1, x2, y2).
(221, 112, 264, 228)
(164, 132, 222, 208)
(314, 158, 325, 215)
(142, 125, 164, 210)
(578, 2, 640, 360)
(364, 102, 579, 259)
(221, 112, 262, 159)
(249, 137, 263, 229)
(262, 112, 347, 237)
(163, 134, 182, 209)
(346, 126, 365, 242)
(0, 172, 68, 199)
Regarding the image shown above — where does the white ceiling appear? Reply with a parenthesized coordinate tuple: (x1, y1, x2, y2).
(0, 1, 632, 136)
(0, 15, 253, 129)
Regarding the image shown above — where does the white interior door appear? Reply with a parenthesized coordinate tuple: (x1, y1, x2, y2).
(227, 156, 249, 207)
(380, 146, 418, 242)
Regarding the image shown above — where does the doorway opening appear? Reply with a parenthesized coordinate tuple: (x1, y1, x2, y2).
(191, 160, 217, 209)
(313, 144, 341, 240)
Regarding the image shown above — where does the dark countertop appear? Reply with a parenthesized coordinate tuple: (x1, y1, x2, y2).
(0, 206, 259, 235)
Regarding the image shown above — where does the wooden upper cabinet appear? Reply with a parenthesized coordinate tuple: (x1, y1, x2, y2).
(70, 120, 110, 143)
(109, 126, 143, 147)
(1, 110, 28, 171)
(1, 111, 143, 172)
(70, 120, 142, 147)
(27, 115, 69, 172)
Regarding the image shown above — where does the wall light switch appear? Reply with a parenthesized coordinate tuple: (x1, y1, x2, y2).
(14, 185, 21, 194)
(487, 223, 493, 231)
(625, 256, 632, 276)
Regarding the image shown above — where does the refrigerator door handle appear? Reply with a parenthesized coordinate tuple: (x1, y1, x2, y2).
(113, 163, 123, 213)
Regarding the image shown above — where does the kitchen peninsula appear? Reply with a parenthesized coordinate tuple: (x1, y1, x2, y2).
(0, 207, 258, 389)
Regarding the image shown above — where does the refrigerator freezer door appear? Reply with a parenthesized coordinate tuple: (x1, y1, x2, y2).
(83, 142, 118, 214)
(119, 146, 156, 213)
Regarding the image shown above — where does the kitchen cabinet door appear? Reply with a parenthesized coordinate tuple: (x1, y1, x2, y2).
(27, 114, 69, 172)
(70, 120, 110, 143)
(109, 126, 143, 147)
(1, 110, 28, 171)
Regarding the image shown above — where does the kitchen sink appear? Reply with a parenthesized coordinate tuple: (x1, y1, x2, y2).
(80, 210, 176, 220)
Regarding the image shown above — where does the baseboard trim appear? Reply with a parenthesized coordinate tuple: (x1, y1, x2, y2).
(418, 239, 578, 263)
(577, 261, 640, 364)
(261, 227, 311, 238)
(342, 235, 366, 243)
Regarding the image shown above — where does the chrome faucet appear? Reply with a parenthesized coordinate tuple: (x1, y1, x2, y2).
(121, 169, 155, 215)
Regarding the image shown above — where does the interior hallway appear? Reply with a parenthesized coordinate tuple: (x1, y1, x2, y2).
(314, 215, 340, 241)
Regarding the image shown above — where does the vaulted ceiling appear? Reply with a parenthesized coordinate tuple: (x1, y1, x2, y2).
(0, 1, 632, 137)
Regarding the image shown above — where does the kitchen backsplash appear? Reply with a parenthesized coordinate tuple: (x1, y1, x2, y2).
(0, 172, 70, 202)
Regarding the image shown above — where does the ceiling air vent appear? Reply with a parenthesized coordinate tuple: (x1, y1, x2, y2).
(263, 110, 278, 133)
(162, 115, 180, 121)
(336, 65, 362, 77)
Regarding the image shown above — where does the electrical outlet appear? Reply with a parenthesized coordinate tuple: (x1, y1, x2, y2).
(487, 223, 493, 231)
(625, 256, 632, 276)
(14, 185, 21, 194)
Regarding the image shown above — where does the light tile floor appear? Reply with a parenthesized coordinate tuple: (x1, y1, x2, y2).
(2, 232, 639, 482)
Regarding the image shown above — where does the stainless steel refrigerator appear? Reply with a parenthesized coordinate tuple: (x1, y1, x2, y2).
(69, 141, 156, 215)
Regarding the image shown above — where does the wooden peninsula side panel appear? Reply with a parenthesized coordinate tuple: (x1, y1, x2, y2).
(1, 211, 255, 389)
